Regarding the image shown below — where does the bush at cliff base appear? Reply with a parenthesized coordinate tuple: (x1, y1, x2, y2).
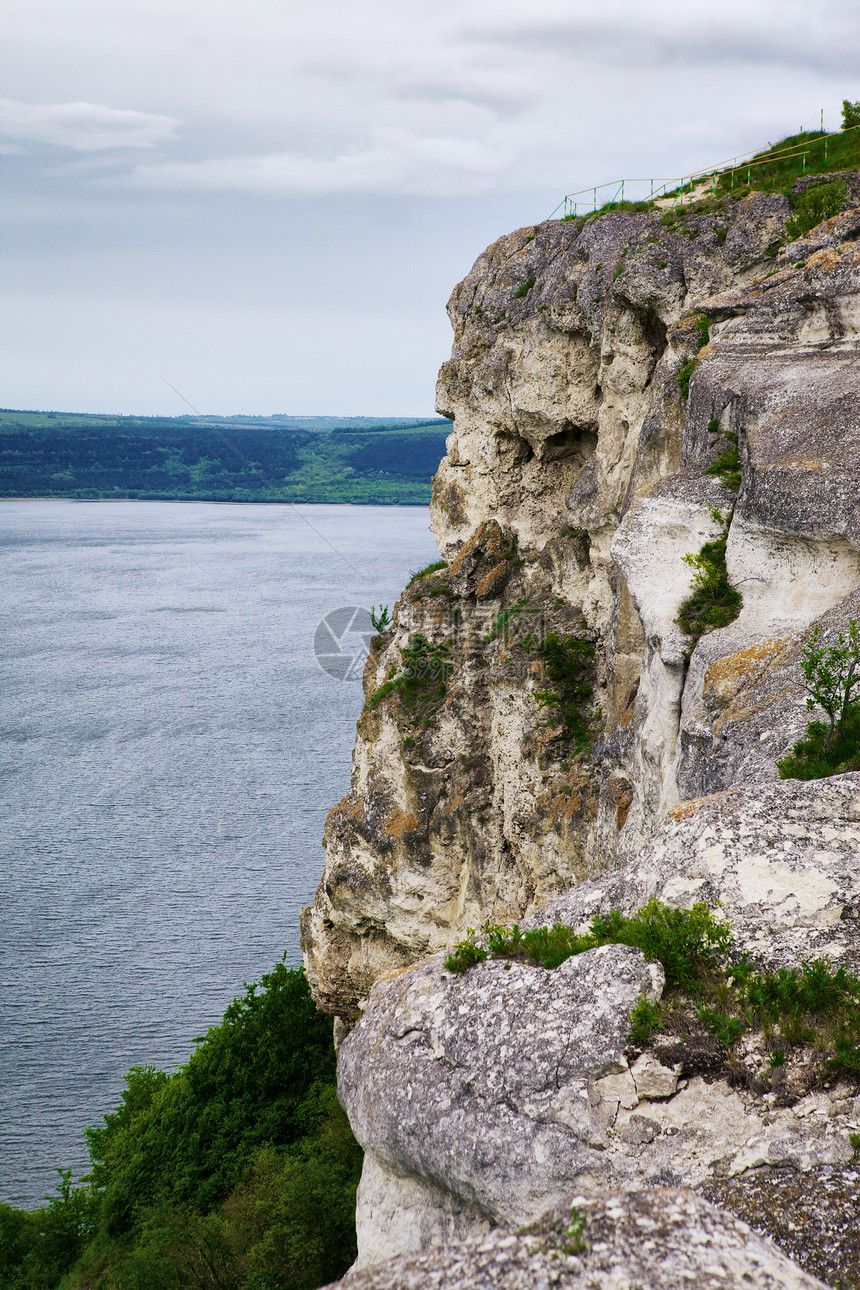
(0, 964, 362, 1290)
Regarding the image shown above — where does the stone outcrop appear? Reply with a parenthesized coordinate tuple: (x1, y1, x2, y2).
(532, 772, 860, 973)
(339, 945, 664, 1261)
(322, 1187, 830, 1290)
(303, 172, 860, 1286)
(338, 944, 859, 1273)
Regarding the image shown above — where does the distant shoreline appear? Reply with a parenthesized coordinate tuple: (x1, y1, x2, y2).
(0, 495, 430, 505)
(0, 496, 431, 507)
(0, 412, 446, 506)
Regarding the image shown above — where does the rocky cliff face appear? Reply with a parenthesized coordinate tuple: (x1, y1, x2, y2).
(302, 176, 860, 1286)
(302, 184, 860, 1020)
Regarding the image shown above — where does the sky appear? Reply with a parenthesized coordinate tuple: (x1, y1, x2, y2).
(1, 0, 858, 416)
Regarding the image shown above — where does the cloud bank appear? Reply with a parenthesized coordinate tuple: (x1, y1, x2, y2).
(0, 99, 180, 151)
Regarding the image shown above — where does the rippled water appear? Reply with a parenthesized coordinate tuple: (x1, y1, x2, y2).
(0, 500, 438, 1208)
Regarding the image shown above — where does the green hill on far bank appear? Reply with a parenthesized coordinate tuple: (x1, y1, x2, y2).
(0, 410, 453, 505)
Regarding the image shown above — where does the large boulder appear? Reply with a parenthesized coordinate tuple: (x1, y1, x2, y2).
(339, 944, 664, 1263)
(322, 1187, 829, 1289)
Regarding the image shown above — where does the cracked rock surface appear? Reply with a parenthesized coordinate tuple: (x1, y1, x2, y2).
(338, 944, 664, 1262)
(322, 1187, 829, 1289)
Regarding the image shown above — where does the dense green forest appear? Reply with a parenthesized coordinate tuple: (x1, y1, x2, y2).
(0, 411, 452, 505)
(0, 965, 362, 1290)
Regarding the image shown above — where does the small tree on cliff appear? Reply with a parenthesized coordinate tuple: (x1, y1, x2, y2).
(799, 622, 860, 734)
(842, 100, 860, 130)
(778, 620, 860, 779)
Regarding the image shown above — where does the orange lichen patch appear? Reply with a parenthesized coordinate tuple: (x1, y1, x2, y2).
(383, 808, 419, 840)
(608, 778, 635, 830)
(668, 787, 734, 823)
(537, 765, 595, 822)
(616, 791, 633, 830)
(335, 796, 366, 823)
(668, 801, 700, 821)
(548, 788, 584, 820)
(475, 560, 510, 599)
(439, 793, 465, 817)
(675, 313, 705, 338)
(376, 956, 438, 986)
(704, 636, 795, 707)
(806, 247, 847, 272)
(772, 459, 831, 471)
(450, 519, 506, 577)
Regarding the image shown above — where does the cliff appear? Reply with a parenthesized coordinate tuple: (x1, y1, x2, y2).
(302, 173, 860, 1287)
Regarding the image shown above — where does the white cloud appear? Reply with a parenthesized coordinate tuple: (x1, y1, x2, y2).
(127, 128, 511, 196)
(2, 0, 858, 196)
(0, 99, 180, 151)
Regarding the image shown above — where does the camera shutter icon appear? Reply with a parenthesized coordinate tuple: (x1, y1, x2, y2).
(314, 606, 375, 680)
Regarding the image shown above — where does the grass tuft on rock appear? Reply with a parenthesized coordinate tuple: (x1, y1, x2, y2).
(366, 633, 453, 718)
(532, 632, 597, 753)
(705, 420, 742, 491)
(444, 900, 732, 988)
(785, 177, 847, 240)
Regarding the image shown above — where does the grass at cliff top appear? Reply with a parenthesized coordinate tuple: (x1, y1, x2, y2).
(0, 409, 451, 505)
(0, 963, 362, 1290)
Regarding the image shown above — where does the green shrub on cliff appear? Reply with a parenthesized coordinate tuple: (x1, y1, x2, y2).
(366, 632, 453, 717)
(705, 420, 741, 491)
(675, 508, 743, 645)
(1, 965, 362, 1290)
(533, 632, 596, 753)
(785, 178, 847, 240)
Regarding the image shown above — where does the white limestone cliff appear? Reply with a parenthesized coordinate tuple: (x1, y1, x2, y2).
(303, 177, 860, 1288)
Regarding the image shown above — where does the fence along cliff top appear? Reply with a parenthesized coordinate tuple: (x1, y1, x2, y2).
(551, 107, 860, 219)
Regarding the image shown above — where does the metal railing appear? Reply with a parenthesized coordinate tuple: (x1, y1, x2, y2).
(549, 113, 859, 221)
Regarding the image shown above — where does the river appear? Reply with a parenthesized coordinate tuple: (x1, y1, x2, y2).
(0, 500, 438, 1208)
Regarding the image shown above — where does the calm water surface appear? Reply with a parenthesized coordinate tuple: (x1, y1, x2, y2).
(0, 500, 438, 1208)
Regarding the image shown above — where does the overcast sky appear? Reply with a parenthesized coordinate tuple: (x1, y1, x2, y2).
(1, 0, 857, 416)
